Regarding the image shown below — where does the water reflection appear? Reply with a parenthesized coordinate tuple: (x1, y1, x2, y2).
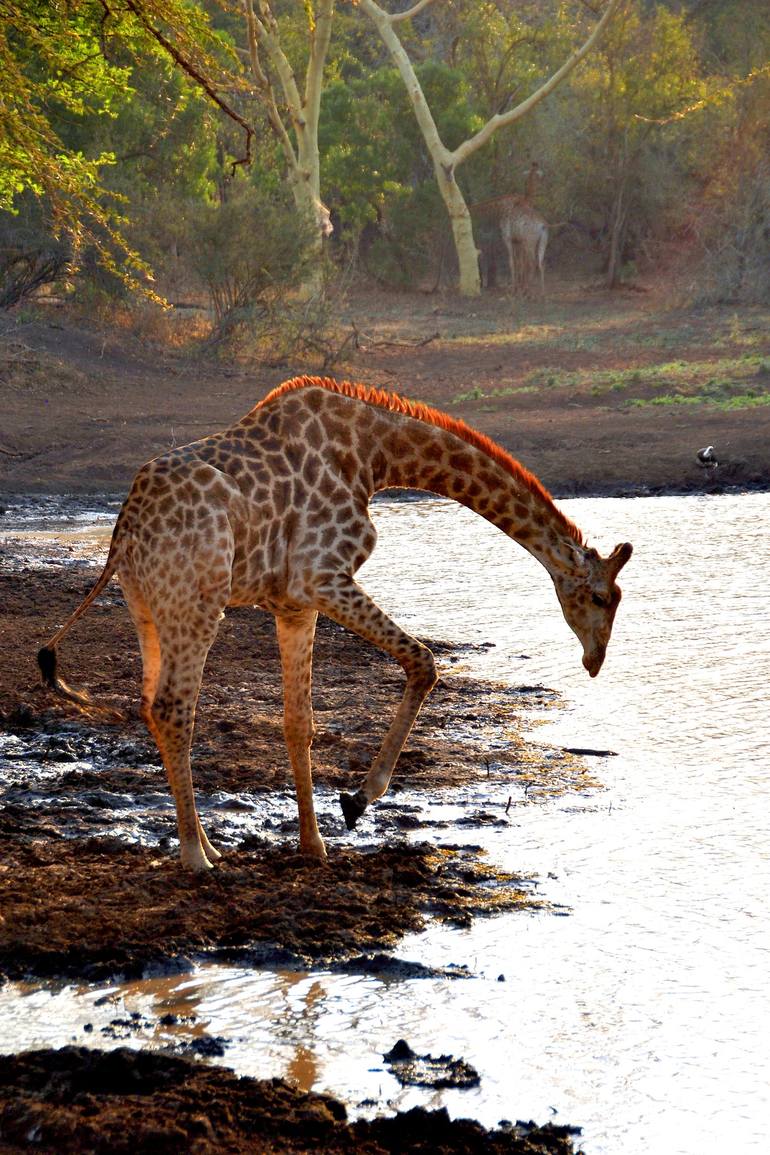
(2, 493, 769, 1155)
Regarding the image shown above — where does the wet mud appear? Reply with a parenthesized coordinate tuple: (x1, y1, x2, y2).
(0, 1046, 584, 1154)
(0, 554, 591, 984)
(0, 836, 538, 982)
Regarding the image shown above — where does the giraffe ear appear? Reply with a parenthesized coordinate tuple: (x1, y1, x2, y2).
(607, 542, 633, 577)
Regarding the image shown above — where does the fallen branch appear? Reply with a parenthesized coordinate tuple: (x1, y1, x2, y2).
(351, 321, 440, 351)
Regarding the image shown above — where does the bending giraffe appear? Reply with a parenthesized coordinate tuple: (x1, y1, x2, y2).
(38, 377, 632, 871)
(472, 162, 549, 295)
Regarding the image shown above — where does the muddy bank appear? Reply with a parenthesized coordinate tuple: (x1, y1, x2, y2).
(1, 293, 769, 499)
(0, 1047, 583, 1154)
(0, 836, 538, 982)
(0, 515, 593, 1150)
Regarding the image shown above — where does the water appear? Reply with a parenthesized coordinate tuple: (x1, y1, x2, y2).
(2, 492, 769, 1153)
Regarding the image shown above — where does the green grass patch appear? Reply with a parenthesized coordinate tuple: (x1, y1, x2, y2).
(630, 391, 770, 411)
(452, 352, 769, 407)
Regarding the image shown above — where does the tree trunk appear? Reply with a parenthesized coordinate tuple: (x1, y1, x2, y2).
(357, 0, 621, 296)
(606, 141, 629, 289)
(609, 184, 628, 286)
(244, 0, 333, 297)
(356, 0, 480, 295)
(437, 173, 481, 295)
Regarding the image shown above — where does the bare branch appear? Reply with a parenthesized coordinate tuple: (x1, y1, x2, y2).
(390, 0, 439, 24)
(450, 0, 622, 167)
(305, 0, 334, 135)
(123, 0, 254, 171)
(242, 0, 298, 172)
(634, 61, 770, 126)
(252, 0, 305, 125)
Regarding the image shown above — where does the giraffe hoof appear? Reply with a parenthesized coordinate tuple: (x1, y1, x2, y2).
(340, 789, 368, 830)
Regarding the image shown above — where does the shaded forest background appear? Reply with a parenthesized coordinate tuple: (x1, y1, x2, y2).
(1, 0, 768, 355)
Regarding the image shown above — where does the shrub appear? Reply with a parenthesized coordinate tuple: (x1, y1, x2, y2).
(0, 200, 70, 309)
(189, 187, 316, 338)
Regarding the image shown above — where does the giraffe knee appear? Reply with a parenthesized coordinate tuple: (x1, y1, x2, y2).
(405, 645, 437, 694)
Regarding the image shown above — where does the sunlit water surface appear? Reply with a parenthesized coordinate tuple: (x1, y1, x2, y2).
(1, 493, 769, 1155)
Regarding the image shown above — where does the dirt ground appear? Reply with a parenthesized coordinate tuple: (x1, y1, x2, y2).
(2, 280, 766, 1153)
(1, 281, 768, 497)
(0, 1047, 583, 1154)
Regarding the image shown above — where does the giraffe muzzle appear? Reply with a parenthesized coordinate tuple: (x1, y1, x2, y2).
(583, 648, 606, 678)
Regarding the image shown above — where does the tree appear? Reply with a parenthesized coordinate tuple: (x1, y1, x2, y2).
(564, 2, 708, 286)
(0, 1, 147, 293)
(354, 0, 622, 295)
(0, 0, 247, 300)
(240, 1, 335, 288)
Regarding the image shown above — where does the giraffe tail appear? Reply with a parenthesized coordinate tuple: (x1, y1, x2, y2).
(37, 524, 125, 720)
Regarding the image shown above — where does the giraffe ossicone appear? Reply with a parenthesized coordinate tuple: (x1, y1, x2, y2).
(38, 376, 632, 871)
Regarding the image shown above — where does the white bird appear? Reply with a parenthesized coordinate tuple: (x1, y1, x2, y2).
(696, 445, 718, 467)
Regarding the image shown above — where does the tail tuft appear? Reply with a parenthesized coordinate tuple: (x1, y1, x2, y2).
(38, 646, 57, 687)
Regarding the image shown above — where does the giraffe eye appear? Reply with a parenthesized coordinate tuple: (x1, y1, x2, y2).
(591, 593, 608, 608)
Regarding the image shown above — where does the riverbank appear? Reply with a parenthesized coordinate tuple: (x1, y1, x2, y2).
(0, 518, 588, 982)
(1, 284, 768, 498)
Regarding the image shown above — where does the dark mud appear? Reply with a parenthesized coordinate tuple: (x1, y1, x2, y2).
(0, 835, 538, 982)
(0, 540, 592, 983)
(0, 1047, 584, 1154)
(383, 1039, 481, 1089)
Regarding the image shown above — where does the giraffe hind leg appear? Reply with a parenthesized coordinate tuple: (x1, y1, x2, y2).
(126, 584, 225, 871)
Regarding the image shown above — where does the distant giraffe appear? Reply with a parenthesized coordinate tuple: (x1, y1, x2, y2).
(313, 198, 333, 238)
(38, 377, 632, 871)
(472, 162, 549, 295)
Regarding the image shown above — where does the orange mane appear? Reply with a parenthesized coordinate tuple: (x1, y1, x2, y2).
(259, 375, 584, 545)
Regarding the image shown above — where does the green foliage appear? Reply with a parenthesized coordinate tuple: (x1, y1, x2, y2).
(0, 0, 237, 301)
(1, 0, 769, 307)
(543, 2, 709, 282)
(320, 59, 481, 268)
(188, 183, 315, 328)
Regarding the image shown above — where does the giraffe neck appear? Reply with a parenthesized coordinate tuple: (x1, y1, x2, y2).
(368, 412, 581, 577)
(251, 380, 584, 579)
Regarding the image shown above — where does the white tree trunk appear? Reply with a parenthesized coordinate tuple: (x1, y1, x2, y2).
(357, 0, 480, 294)
(357, 0, 622, 296)
(244, 0, 334, 294)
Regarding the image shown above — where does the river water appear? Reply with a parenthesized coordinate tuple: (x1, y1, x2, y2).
(1, 492, 769, 1154)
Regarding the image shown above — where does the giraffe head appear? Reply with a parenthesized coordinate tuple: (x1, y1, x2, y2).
(314, 199, 333, 238)
(552, 542, 633, 677)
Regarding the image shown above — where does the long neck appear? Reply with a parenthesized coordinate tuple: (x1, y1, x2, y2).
(368, 411, 581, 577)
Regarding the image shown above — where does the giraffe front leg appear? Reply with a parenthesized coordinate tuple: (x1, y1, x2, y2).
(276, 609, 326, 860)
(314, 576, 438, 830)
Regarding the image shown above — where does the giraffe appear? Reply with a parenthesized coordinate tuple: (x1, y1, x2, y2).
(313, 198, 333, 239)
(38, 377, 632, 871)
(472, 162, 549, 295)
